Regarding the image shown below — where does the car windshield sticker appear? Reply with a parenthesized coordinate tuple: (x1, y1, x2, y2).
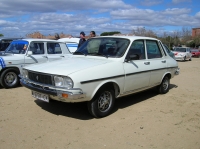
(0, 57, 6, 68)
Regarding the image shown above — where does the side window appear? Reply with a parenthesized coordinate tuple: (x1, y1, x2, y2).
(126, 40, 145, 60)
(146, 40, 162, 59)
(47, 43, 62, 54)
(29, 42, 44, 55)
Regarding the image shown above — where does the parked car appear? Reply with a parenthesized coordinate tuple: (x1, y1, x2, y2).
(0, 38, 72, 89)
(191, 49, 200, 58)
(0, 37, 22, 52)
(20, 36, 179, 118)
(172, 47, 192, 61)
(58, 38, 79, 53)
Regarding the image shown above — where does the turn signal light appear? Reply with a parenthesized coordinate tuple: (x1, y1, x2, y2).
(62, 93, 68, 98)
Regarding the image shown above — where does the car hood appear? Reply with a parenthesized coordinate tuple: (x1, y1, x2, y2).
(0, 54, 25, 65)
(24, 57, 112, 76)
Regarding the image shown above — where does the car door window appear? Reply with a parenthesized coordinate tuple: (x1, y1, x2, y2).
(29, 42, 44, 55)
(146, 40, 162, 59)
(47, 43, 62, 54)
(126, 40, 145, 60)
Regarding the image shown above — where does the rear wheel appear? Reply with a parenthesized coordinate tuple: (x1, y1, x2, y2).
(189, 57, 192, 61)
(87, 88, 115, 118)
(157, 76, 170, 94)
(0, 69, 20, 88)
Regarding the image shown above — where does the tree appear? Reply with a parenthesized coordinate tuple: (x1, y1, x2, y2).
(100, 31, 121, 36)
(0, 34, 4, 37)
(132, 27, 157, 38)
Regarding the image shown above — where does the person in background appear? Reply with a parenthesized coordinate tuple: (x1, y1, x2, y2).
(78, 31, 86, 49)
(55, 33, 60, 40)
(90, 31, 96, 38)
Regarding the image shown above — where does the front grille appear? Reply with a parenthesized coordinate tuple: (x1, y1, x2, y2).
(28, 71, 53, 85)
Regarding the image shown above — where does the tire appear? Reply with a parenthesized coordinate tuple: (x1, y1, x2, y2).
(157, 76, 170, 94)
(189, 57, 192, 61)
(87, 88, 115, 118)
(184, 56, 186, 61)
(0, 69, 20, 88)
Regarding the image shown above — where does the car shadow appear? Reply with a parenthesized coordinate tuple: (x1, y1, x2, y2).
(34, 84, 178, 120)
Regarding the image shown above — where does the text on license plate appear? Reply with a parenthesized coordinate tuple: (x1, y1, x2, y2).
(32, 91, 49, 102)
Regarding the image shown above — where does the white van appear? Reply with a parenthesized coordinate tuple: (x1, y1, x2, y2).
(58, 38, 80, 53)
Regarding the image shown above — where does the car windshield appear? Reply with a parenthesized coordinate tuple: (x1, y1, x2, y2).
(5, 40, 29, 54)
(73, 37, 130, 58)
(191, 49, 199, 52)
(174, 48, 186, 52)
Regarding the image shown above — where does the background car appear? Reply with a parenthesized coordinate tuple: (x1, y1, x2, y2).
(0, 38, 71, 89)
(191, 49, 200, 58)
(0, 37, 22, 52)
(172, 47, 192, 61)
(58, 37, 79, 53)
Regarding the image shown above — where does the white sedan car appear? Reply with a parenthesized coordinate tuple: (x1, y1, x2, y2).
(20, 36, 179, 118)
(172, 47, 192, 61)
(0, 39, 71, 88)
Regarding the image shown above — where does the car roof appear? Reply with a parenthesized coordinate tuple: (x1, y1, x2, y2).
(0, 37, 23, 41)
(58, 38, 80, 43)
(92, 36, 160, 41)
(12, 38, 65, 43)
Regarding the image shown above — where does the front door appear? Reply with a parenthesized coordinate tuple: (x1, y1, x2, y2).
(123, 40, 150, 95)
(24, 42, 47, 66)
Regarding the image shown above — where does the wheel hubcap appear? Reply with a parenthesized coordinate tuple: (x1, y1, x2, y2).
(162, 79, 169, 90)
(4, 72, 17, 86)
(98, 91, 112, 112)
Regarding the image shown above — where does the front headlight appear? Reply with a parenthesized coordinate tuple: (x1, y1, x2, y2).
(22, 69, 28, 79)
(54, 76, 73, 89)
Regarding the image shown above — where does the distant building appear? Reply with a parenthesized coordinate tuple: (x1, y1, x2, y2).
(192, 28, 200, 38)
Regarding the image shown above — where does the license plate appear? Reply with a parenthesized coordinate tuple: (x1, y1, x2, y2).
(32, 91, 49, 102)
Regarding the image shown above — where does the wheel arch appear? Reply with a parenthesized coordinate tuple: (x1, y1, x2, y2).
(161, 72, 171, 82)
(0, 67, 20, 76)
(91, 81, 120, 99)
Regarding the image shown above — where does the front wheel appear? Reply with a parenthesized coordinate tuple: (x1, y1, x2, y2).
(87, 88, 115, 118)
(0, 69, 20, 88)
(157, 76, 170, 94)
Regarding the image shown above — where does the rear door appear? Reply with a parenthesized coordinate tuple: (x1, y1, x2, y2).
(146, 40, 167, 87)
(46, 42, 71, 61)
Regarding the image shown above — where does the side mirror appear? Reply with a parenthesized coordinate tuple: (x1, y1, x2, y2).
(26, 51, 33, 56)
(125, 54, 140, 62)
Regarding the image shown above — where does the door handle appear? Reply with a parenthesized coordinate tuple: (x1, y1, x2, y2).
(60, 55, 65, 57)
(144, 62, 150, 65)
(161, 60, 166, 63)
(42, 56, 48, 58)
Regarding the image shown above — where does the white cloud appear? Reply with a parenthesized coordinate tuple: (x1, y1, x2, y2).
(0, 0, 199, 37)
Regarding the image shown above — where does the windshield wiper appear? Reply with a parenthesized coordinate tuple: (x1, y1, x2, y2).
(88, 52, 108, 58)
(73, 51, 87, 56)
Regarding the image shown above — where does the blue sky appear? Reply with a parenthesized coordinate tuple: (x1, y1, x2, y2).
(0, 0, 199, 37)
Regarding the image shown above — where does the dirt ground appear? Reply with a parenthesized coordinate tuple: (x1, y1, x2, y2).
(0, 58, 200, 149)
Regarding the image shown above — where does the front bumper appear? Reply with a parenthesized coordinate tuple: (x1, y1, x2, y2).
(175, 67, 180, 75)
(175, 55, 185, 61)
(20, 78, 86, 102)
